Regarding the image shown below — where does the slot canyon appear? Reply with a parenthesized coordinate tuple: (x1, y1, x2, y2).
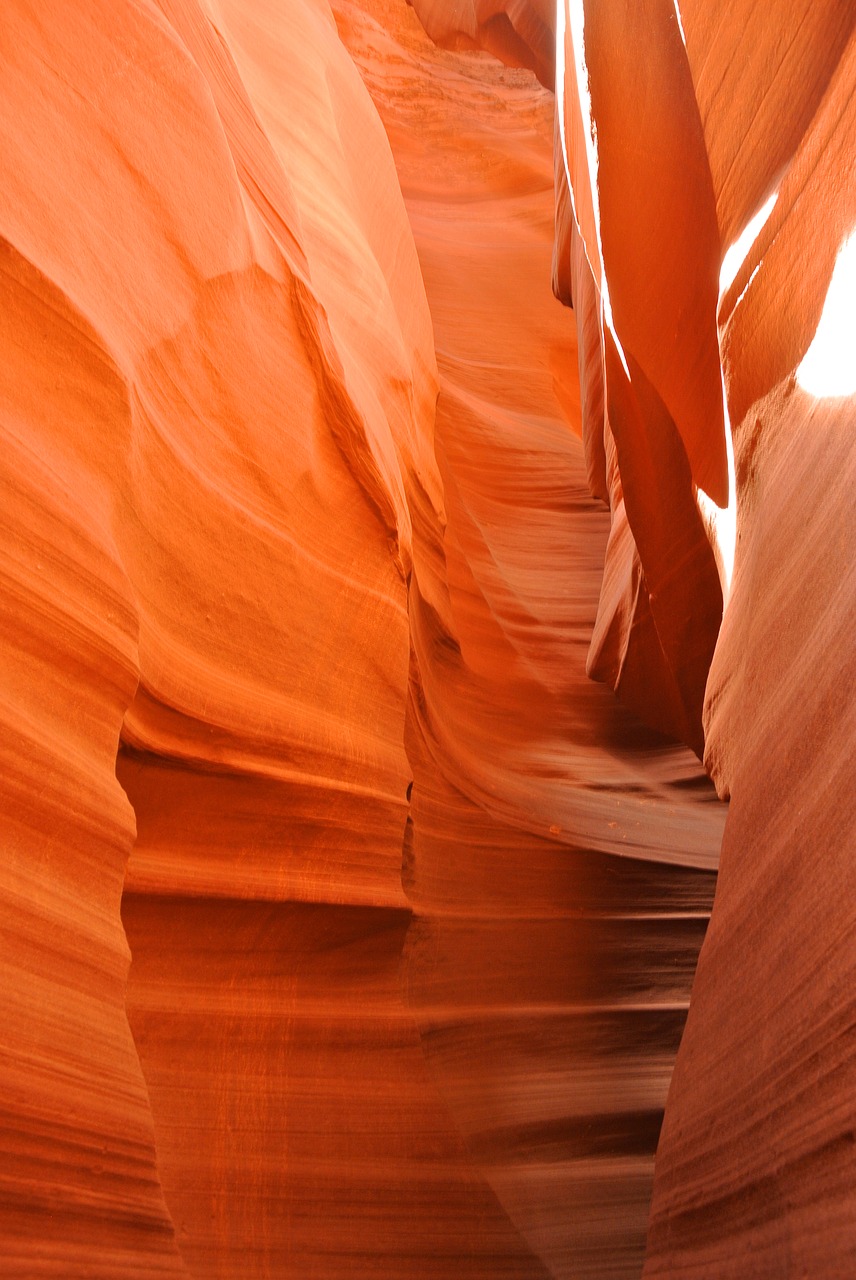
(0, 1, 853, 1276)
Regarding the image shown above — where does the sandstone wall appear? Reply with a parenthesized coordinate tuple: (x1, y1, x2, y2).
(439, 0, 855, 1272)
(2, 0, 852, 1276)
(413, 0, 856, 1270)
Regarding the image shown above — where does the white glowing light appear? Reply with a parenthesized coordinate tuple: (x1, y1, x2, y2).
(567, 0, 600, 247)
(555, 0, 570, 184)
(558, 1, 629, 382)
(719, 191, 779, 298)
(696, 373, 737, 600)
(673, 0, 687, 48)
(702, 193, 780, 601)
(602, 279, 630, 379)
(796, 229, 856, 399)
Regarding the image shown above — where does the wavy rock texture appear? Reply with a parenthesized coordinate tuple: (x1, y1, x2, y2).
(642, 8, 856, 1277)
(337, 2, 723, 1276)
(552, 1, 726, 753)
(0, 0, 727, 1276)
(0, 0, 444, 1274)
(4, 0, 852, 1277)
(543, 2, 856, 1275)
(406, 0, 556, 88)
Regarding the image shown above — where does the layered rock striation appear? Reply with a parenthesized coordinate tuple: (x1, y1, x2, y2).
(1, 0, 853, 1277)
(415, 0, 856, 1273)
(1, 0, 438, 1273)
(1, 0, 722, 1274)
(337, 3, 722, 1275)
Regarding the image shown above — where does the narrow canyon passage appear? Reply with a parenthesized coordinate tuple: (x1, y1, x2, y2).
(3, 1, 850, 1278)
(120, 5, 724, 1277)
(339, 4, 725, 1275)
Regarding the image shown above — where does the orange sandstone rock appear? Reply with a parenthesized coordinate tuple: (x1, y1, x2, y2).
(541, 0, 856, 1271)
(0, 0, 442, 1271)
(7, 0, 853, 1275)
(408, 0, 556, 88)
(424, 3, 856, 1273)
(338, 3, 724, 1275)
(642, 10, 856, 1277)
(0, 0, 724, 1273)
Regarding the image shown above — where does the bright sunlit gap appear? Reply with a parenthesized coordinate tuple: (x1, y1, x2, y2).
(567, 0, 598, 247)
(697, 195, 782, 603)
(796, 228, 856, 399)
(557, 0, 631, 379)
(719, 192, 779, 298)
(556, 0, 742, 598)
(695, 378, 737, 601)
(673, 0, 687, 48)
(555, 0, 570, 186)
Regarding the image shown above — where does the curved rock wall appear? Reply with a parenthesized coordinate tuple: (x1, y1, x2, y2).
(407, 0, 556, 88)
(2, 0, 852, 1276)
(642, 9, 856, 1276)
(1, 0, 724, 1274)
(1, 0, 442, 1273)
(336, 2, 723, 1276)
(545, 2, 856, 1275)
(415, 0, 856, 1269)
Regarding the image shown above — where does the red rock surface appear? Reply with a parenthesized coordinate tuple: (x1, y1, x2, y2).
(1, 0, 436, 1272)
(547, 2, 856, 1275)
(1, 0, 853, 1278)
(642, 9, 856, 1277)
(338, 2, 723, 1275)
(406, 0, 555, 87)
